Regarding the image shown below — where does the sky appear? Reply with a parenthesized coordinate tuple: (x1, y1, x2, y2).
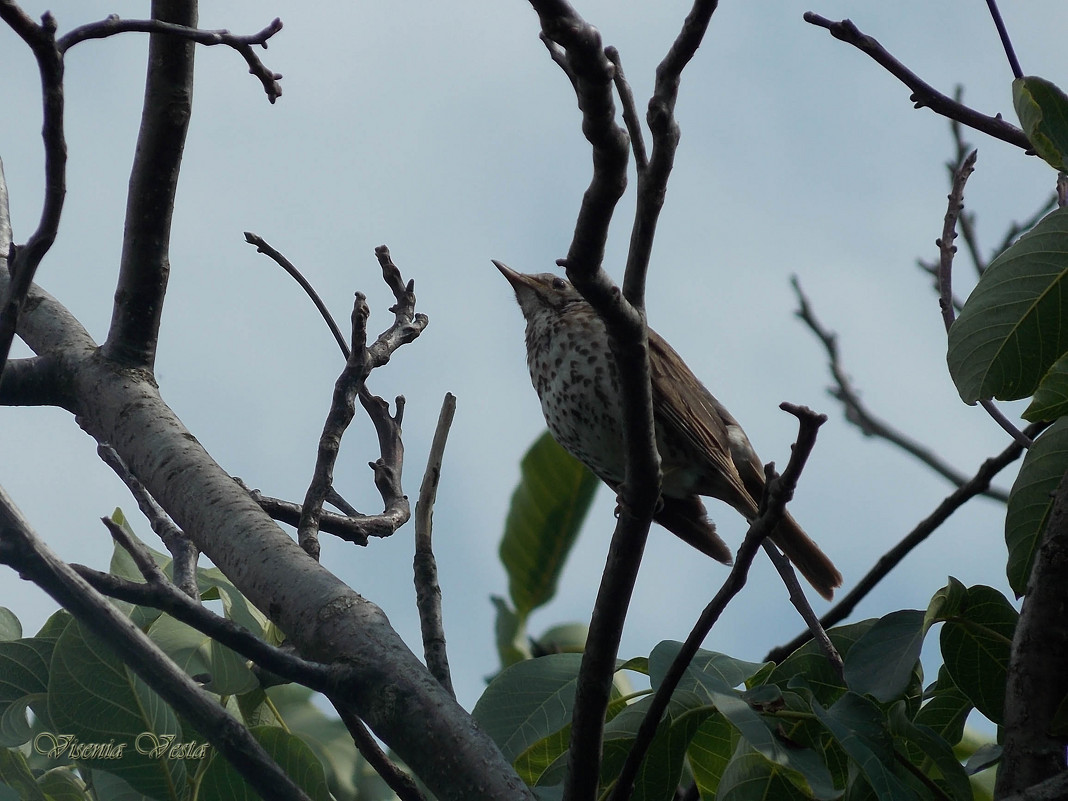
(0, 1, 1063, 718)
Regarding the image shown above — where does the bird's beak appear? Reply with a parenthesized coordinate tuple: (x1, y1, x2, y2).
(492, 259, 525, 291)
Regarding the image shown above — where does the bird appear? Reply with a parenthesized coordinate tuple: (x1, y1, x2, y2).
(495, 261, 842, 600)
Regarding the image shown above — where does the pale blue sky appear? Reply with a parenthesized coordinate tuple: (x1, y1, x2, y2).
(1, 1, 1061, 713)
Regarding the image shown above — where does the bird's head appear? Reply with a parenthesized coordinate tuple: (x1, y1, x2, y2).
(493, 260, 586, 321)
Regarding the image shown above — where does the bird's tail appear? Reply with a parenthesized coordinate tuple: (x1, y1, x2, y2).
(770, 511, 842, 601)
(655, 495, 733, 565)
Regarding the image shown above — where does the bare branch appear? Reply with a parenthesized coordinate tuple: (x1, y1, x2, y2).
(984, 0, 1023, 80)
(804, 14, 1031, 152)
(761, 539, 843, 677)
(296, 248, 427, 558)
(335, 706, 426, 801)
(58, 16, 283, 102)
(102, 0, 197, 370)
(792, 276, 1009, 503)
(765, 422, 1046, 662)
(936, 150, 977, 334)
(98, 443, 199, 597)
(610, 404, 825, 801)
(414, 393, 457, 698)
(0, 6, 67, 377)
(298, 293, 371, 559)
(245, 232, 350, 358)
(605, 47, 647, 173)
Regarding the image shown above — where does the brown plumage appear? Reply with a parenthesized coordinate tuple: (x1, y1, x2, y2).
(496, 261, 842, 599)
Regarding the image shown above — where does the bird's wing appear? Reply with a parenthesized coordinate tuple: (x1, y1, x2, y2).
(647, 329, 757, 515)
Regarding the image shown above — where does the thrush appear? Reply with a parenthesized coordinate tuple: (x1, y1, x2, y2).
(495, 261, 842, 600)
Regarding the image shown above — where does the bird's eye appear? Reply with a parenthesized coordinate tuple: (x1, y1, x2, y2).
(551, 278, 568, 291)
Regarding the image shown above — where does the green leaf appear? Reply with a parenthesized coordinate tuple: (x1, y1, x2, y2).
(914, 667, 972, 747)
(1013, 76, 1068, 172)
(938, 585, 1017, 724)
(687, 713, 737, 797)
(648, 642, 766, 693)
(947, 207, 1068, 403)
(710, 689, 837, 799)
(844, 610, 925, 703)
(813, 692, 919, 801)
(888, 703, 971, 801)
(471, 653, 583, 764)
(199, 725, 331, 801)
(716, 740, 814, 801)
(265, 684, 370, 801)
(146, 614, 257, 696)
(492, 596, 529, 667)
(1006, 417, 1068, 594)
(499, 431, 599, 620)
(46, 621, 186, 800)
(0, 638, 52, 747)
(1024, 350, 1068, 421)
(0, 747, 46, 801)
(767, 620, 873, 706)
(0, 609, 21, 643)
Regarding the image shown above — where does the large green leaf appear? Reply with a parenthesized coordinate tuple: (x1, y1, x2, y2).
(843, 610, 925, 703)
(813, 692, 919, 801)
(1013, 76, 1068, 172)
(47, 621, 186, 800)
(471, 653, 583, 764)
(1005, 417, 1068, 594)
(499, 431, 598, 619)
(935, 585, 1017, 725)
(947, 207, 1068, 403)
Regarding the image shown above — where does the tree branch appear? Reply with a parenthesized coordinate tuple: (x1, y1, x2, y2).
(791, 275, 1009, 503)
(803, 13, 1032, 152)
(765, 422, 1046, 662)
(58, 16, 283, 102)
(102, 0, 197, 370)
(0, 5, 67, 377)
(414, 393, 457, 698)
(996, 470, 1068, 796)
(98, 443, 199, 597)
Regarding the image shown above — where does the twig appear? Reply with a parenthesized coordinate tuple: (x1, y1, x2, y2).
(761, 540, 843, 678)
(936, 150, 977, 334)
(83, 519, 338, 692)
(791, 276, 1009, 503)
(803, 14, 1031, 152)
(0, 6, 66, 378)
(609, 404, 825, 801)
(295, 247, 427, 558)
(298, 294, 372, 559)
(605, 47, 648, 173)
(335, 705, 426, 801)
(58, 16, 283, 102)
(764, 422, 1046, 662)
(0, 487, 313, 801)
(98, 443, 199, 597)
(932, 152, 1033, 448)
(414, 393, 457, 698)
(245, 232, 349, 357)
(359, 391, 411, 538)
(983, 0, 1022, 80)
